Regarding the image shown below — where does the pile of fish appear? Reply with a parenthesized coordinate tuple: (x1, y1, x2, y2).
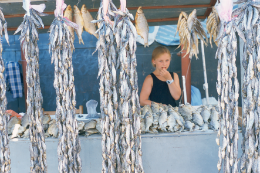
(176, 9, 208, 59)
(141, 102, 219, 133)
(14, 4, 47, 172)
(94, 0, 144, 172)
(49, 1, 81, 172)
(0, 8, 10, 173)
(231, 1, 260, 172)
(64, 4, 98, 44)
(7, 114, 50, 138)
(7, 114, 102, 138)
(206, 7, 220, 47)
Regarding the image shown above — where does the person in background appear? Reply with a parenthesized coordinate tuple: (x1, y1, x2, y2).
(140, 46, 181, 107)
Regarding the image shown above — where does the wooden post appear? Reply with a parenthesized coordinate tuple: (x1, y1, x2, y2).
(181, 45, 191, 104)
(21, 46, 27, 109)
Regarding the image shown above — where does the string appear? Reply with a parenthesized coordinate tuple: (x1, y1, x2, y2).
(76, 0, 81, 7)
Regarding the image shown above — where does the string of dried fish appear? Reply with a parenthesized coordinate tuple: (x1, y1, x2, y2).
(14, 7, 47, 172)
(49, 6, 82, 173)
(94, 1, 119, 171)
(232, 2, 260, 172)
(206, 6, 220, 47)
(0, 7, 10, 173)
(94, 0, 144, 172)
(176, 9, 208, 59)
(215, 19, 239, 173)
(114, 8, 144, 173)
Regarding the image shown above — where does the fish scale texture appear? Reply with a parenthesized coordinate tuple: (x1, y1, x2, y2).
(49, 15, 82, 172)
(95, 0, 144, 172)
(0, 8, 11, 173)
(214, 14, 239, 173)
(14, 8, 48, 172)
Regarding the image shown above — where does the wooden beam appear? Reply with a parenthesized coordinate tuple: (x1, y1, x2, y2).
(128, 4, 211, 10)
(204, 0, 217, 17)
(8, 25, 50, 31)
(4, 4, 211, 18)
(147, 15, 206, 23)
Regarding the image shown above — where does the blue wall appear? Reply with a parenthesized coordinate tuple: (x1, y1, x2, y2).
(2, 31, 241, 113)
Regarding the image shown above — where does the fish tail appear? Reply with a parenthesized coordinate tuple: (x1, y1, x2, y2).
(79, 38, 84, 44)
(94, 33, 99, 39)
(144, 43, 149, 47)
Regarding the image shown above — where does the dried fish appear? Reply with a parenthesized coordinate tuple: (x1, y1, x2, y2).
(7, 116, 21, 135)
(206, 7, 220, 47)
(14, 3, 47, 172)
(135, 6, 149, 47)
(81, 4, 98, 39)
(95, 0, 144, 172)
(0, 7, 10, 172)
(73, 5, 84, 44)
(49, 1, 81, 172)
(64, 5, 74, 41)
(214, 17, 239, 173)
(176, 9, 208, 59)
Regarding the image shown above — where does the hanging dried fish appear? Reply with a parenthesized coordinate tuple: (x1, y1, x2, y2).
(81, 4, 99, 39)
(212, 1, 242, 170)
(14, 1, 47, 172)
(93, 1, 118, 171)
(135, 6, 149, 47)
(93, 0, 144, 172)
(0, 7, 10, 173)
(231, 1, 260, 172)
(73, 5, 84, 44)
(49, 0, 81, 172)
(115, 9, 144, 173)
(176, 9, 208, 59)
(215, 20, 240, 173)
(64, 5, 75, 42)
(206, 7, 220, 47)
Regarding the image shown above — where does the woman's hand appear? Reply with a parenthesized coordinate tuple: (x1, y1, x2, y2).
(160, 68, 172, 81)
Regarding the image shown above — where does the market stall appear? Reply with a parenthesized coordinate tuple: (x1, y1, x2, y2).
(0, 0, 252, 172)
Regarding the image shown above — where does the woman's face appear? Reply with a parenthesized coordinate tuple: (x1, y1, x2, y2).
(152, 53, 171, 70)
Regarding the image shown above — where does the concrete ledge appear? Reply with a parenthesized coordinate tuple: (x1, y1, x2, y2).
(10, 131, 242, 173)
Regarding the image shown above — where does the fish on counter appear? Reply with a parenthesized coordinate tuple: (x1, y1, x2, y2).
(47, 119, 58, 138)
(73, 5, 84, 44)
(135, 6, 149, 47)
(64, 5, 75, 41)
(7, 116, 21, 135)
(201, 106, 211, 123)
(81, 4, 98, 39)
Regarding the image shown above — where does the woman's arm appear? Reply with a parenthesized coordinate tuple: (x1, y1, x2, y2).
(168, 73, 181, 100)
(140, 75, 153, 106)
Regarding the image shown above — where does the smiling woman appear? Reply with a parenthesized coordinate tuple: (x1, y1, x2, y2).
(140, 46, 182, 107)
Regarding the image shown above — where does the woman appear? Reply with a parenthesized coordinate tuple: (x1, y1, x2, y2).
(140, 46, 181, 107)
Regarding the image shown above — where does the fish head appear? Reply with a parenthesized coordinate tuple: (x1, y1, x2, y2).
(66, 5, 72, 11)
(81, 4, 87, 12)
(73, 5, 80, 13)
(137, 6, 143, 14)
(188, 9, 197, 19)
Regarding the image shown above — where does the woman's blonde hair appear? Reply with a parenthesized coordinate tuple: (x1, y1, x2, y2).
(151, 46, 171, 67)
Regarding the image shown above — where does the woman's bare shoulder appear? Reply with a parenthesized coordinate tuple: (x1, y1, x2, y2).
(143, 74, 153, 85)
